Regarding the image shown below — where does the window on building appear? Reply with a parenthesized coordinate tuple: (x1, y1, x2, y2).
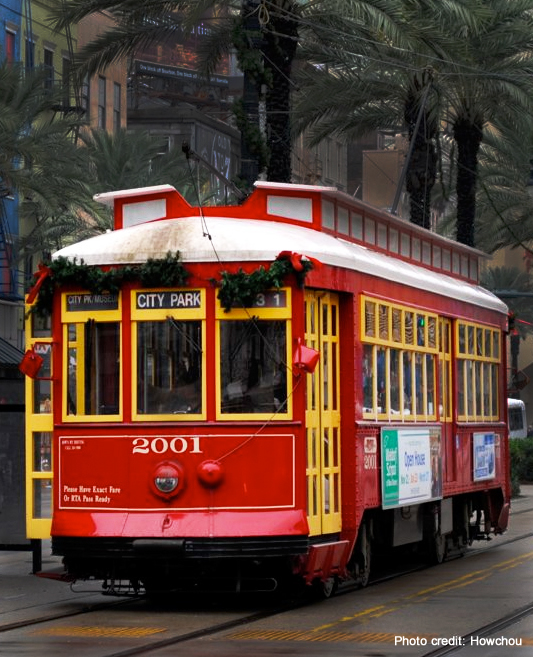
(98, 76, 106, 129)
(25, 39, 35, 69)
(5, 31, 16, 64)
(44, 49, 54, 91)
(113, 82, 121, 132)
(81, 74, 90, 119)
(62, 57, 71, 109)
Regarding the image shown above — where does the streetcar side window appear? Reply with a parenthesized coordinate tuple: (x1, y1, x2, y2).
(136, 320, 202, 415)
(361, 296, 438, 420)
(456, 321, 500, 422)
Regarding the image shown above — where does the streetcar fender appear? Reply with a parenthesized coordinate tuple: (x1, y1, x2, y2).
(35, 566, 76, 582)
(496, 502, 510, 533)
(303, 540, 350, 584)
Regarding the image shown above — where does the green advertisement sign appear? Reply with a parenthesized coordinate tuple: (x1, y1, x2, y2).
(381, 427, 442, 509)
(382, 429, 400, 507)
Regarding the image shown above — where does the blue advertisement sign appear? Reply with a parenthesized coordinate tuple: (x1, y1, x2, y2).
(473, 432, 496, 481)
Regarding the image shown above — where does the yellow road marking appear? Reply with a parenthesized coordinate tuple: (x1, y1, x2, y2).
(228, 629, 436, 643)
(228, 629, 533, 645)
(33, 626, 166, 637)
(312, 550, 533, 632)
(228, 550, 533, 644)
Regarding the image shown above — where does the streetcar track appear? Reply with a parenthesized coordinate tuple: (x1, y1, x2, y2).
(92, 607, 293, 657)
(0, 595, 141, 633)
(419, 601, 533, 657)
(2, 518, 533, 654)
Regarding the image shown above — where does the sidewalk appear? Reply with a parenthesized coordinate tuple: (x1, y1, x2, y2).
(0, 538, 110, 623)
(510, 483, 533, 512)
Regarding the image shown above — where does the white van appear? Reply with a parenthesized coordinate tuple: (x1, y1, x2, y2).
(508, 398, 527, 439)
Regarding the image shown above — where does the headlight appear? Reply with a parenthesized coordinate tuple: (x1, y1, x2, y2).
(155, 475, 179, 494)
(151, 462, 184, 499)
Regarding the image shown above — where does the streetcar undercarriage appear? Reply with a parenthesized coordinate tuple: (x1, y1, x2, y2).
(50, 490, 507, 597)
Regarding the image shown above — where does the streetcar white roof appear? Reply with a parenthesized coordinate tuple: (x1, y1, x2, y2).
(53, 214, 507, 315)
(93, 185, 177, 207)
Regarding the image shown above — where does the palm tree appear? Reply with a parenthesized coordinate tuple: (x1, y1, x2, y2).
(50, 0, 302, 189)
(0, 60, 88, 284)
(51, 0, 416, 191)
(293, 0, 479, 229)
(294, 0, 533, 247)
(444, 118, 533, 253)
(20, 128, 212, 257)
(443, 0, 533, 247)
(0, 61, 87, 210)
(481, 265, 533, 394)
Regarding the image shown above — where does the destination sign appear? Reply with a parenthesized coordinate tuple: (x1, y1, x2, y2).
(66, 293, 119, 311)
(136, 290, 202, 310)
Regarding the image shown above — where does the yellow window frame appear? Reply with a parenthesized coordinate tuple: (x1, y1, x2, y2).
(131, 288, 207, 421)
(61, 290, 123, 422)
(439, 318, 453, 422)
(361, 296, 439, 421)
(215, 288, 292, 421)
(456, 320, 500, 422)
(24, 304, 53, 538)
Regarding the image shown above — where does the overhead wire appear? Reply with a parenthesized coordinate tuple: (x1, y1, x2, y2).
(183, 148, 298, 427)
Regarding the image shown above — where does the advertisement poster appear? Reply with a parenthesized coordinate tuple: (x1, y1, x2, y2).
(473, 432, 496, 482)
(381, 427, 442, 509)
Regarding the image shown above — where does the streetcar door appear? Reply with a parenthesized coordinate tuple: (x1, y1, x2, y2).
(439, 318, 455, 482)
(305, 291, 341, 536)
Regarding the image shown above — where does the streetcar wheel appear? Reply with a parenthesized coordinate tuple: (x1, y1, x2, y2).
(429, 530, 447, 565)
(358, 523, 372, 587)
(312, 576, 338, 599)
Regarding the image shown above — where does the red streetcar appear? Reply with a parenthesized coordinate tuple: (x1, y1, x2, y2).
(23, 181, 511, 596)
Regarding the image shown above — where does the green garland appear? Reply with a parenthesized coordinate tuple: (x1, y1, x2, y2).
(31, 251, 189, 317)
(217, 255, 314, 312)
(29, 251, 315, 316)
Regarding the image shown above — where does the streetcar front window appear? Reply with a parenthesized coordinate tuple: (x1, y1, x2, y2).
(220, 319, 287, 414)
(136, 320, 202, 415)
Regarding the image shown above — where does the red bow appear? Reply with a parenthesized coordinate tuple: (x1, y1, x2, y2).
(26, 263, 51, 304)
(277, 251, 321, 271)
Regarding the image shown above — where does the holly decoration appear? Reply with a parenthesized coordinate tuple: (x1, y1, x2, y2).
(216, 251, 316, 312)
(28, 250, 317, 316)
(29, 251, 188, 317)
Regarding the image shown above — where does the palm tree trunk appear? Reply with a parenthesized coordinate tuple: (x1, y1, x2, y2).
(240, 0, 262, 187)
(264, 2, 298, 183)
(405, 142, 436, 229)
(453, 116, 483, 247)
(403, 77, 436, 229)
